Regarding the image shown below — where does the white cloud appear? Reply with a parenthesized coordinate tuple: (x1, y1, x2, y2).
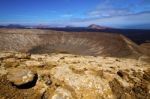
(88, 8, 132, 17)
(70, 12, 150, 29)
(87, 0, 150, 18)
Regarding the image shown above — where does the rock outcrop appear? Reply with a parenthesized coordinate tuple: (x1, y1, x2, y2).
(7, 68, 36, 86)
(0, 52, 149, 99)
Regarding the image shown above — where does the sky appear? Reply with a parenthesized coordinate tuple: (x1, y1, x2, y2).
(0, 0, 150, 29)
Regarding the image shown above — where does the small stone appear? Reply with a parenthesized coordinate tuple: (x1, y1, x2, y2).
(25, 60, 44, 67)
(45, 80, 52, 85)
(117, 70, 124, 78)
(116, 59, 121, 62)
(30, 54, 46, 61)
(51, 87, 73, 99)
(0, 52, 14, 59)
(7, 68, 36, 86)
(15, 53, 31, 59)
(3, 58, 20, 67)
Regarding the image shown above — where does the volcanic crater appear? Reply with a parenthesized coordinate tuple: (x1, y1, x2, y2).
(0, 28, 150, 99)
(0, 28, 141, 57)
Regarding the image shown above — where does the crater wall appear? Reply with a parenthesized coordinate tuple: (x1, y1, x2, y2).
(0, 29, 138, 57)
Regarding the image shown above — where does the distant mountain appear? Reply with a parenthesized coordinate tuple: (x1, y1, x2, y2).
(0, 25, 5, 28)
(0, 24, 27, 29)
(0, 24, 50, 29)
(88, 24, 111, 30)
(35, 24, 50, 29)
(6, 24, 26, 28)
(65, 25, 76, 28)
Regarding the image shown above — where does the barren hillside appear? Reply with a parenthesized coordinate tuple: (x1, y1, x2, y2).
(0, 29, 150, 99)
(0, 28, 144, 57)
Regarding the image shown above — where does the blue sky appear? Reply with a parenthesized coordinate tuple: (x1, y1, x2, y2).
(0, 0, 150, 29)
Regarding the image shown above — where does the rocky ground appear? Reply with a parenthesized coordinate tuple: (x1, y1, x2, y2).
(0, 51, 150, 99)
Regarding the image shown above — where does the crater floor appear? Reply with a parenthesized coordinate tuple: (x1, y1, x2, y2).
(0, 51, 150, 99)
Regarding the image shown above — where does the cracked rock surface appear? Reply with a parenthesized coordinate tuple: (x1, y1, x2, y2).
(0, 51, 150, 99)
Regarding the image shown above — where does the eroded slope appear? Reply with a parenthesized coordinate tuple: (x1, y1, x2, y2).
(0, 28, 140, 57)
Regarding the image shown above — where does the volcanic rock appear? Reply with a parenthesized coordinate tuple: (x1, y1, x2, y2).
(3, 58, 20, 68)
(0, 52, 14, 59)
(7, 68, 36, 86)
(0, 52, 149, 98)
(51, 87, 73, 99)
(24, 60, 45, 67)
(14, 53, 31, 59)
